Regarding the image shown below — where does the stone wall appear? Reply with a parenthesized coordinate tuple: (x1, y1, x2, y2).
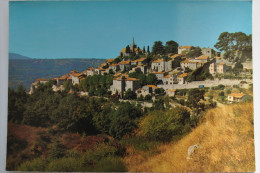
(158, 79, 252, 90)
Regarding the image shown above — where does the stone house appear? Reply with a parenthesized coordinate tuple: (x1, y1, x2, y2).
(131, 57, 147, 66)
(82, 68, 95, 76)
(228, 93, 247, 102)
(151, 59, 165, 72)
(180, 59, 205, 70)
(195, 55, 210, 62)
(29, 78, 50, 94)
(118, 60, 131, 71)
(166, 89, 176, 97)
(242, 61, 253, 71)
(110, 76, 140, 96)
(125, 78, 141, 92)
(152, 72, 166, 80)
(71, 73, 86, 85)
(177, 73, 189, 84)
(109, 64, 119, 72)
(209, 62, 231, 74)
(201, 48, 216, 58)
(136, 85, 158, 96)
(138, 65, 148, 74)
(162, 71, 182, 85)
(178, 46, 193, 54)
(105, 58, 114, 65)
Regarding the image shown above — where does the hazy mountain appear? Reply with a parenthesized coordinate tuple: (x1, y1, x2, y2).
(9, 53, 32, 60)
(9, 58, 105, 90)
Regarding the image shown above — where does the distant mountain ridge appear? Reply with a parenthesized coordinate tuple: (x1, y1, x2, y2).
(9, 54, 105, 90)
(9, 53, 31, 60)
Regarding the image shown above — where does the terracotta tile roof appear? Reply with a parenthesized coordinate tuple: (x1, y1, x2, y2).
(171, 71, 180, 74)
(170, 54, 182, 59)
(216, 56, 221, 60)
(196, 55, 209, 60)
(132, 57, 147, 63)
(87, 68, 95, 70)
(53, 77, 66, 80)
(164, 74, 170, 78)
(120, 48, 126, 53)
(179, 46, 192, 49)
(101, 63, 107, 67)
(152, 72, 165, 74)
(178, 73, 189, 78)
(70, 70, 79, 74)
(125, 77, 140, 81)
(35, 78, 50, 82)
(145, 85, 158, 89)
(118, 60, 131, 65)
(152, 59, 164, 63)
(109, 64, 118, 67)
(106, 58, 114, 63)
(217, 62, 225, 65)
(228, 93, 246, 98)
(181, 59, 197, 64)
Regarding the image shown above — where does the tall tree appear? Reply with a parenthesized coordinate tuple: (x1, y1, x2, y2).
(125, 45, 131, 53)
(214, 32, 252, 60)
(165, 40, 179, 54)
(143, 46, 146, 53)
(147, 45, 150, 54)
(186, 46, 202, 58)
(152, 41, 165, 55)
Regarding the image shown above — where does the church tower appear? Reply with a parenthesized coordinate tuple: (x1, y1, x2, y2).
(130, 37, 136, 52)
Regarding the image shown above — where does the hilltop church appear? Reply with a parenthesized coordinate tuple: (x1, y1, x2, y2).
(120, 38, 146, 56)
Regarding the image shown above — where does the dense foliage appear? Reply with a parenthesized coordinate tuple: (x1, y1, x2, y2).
(79, 74, 113, 96)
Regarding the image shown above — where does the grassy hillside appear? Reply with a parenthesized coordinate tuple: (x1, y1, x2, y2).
(8, 58, 104, 90)
(123, 102, 255, 172)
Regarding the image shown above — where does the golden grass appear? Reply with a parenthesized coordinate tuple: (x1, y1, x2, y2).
(123, 102, 255, 172)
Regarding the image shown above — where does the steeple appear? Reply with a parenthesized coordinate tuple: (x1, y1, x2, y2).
(131, 37, 136, 51)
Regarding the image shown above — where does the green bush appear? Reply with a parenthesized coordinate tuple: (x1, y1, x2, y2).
(47, 157, 83, 172)
(94, 156, 127, 172)
(18, 158, 47, 171)
(139, 107, 190, 141)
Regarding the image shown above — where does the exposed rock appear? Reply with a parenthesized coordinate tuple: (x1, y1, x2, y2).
(186, 144, 202, 159)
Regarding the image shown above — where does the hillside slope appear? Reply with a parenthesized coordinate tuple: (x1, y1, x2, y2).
(124, 102, 255, 172)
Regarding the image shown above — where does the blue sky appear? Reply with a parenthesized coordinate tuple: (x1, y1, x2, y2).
(9, 0, 252, 59)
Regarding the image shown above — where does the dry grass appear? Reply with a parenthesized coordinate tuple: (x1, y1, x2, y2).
(123, 102, 255, 172)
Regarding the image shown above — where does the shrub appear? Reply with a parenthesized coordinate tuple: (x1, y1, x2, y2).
(18, 158, 47, 171)
(139, 107, 190, 141)
(47, 157, 83, 172)
(94, 156, 127, 172)
(144, 94, 152, 101)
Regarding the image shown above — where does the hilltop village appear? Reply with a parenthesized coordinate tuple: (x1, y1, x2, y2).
(29, 38, 252, 103)
(8, 34, 254, 172)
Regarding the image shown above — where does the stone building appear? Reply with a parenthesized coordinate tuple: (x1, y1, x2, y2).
(201, 47, 216, 58)
(120, 38, 143, 56)
(29, 78, 50, 94)
(228, 93, 247, 102)
(118, 60, 131, 71)
(136, 85, 158, 96)
(180, 59, 205, 70)
(71, 73, 86, 85)
(109, 64, 119, 72)
(209, 62, 231, 74)
(166, 89, 176, 97)
(177, 73, 189, 84)
(110, 76, 140, 96)
(178, 46, 193, 54)
(152, 72, 166, 80)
